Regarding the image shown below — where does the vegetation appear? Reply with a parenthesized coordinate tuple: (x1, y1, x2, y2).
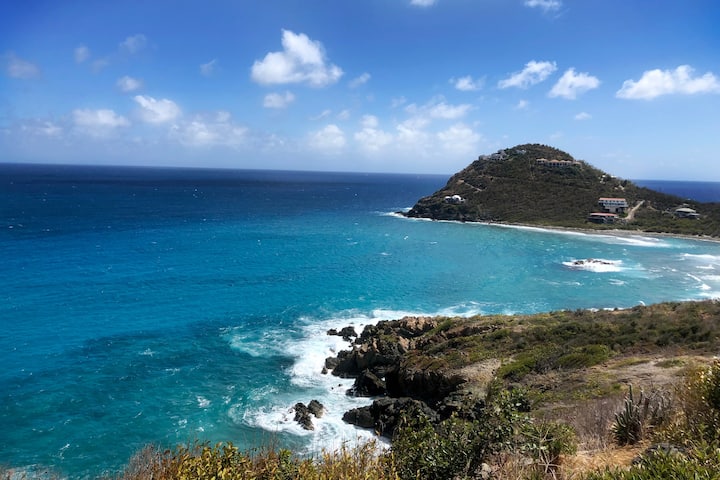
(4, 302, 720, 479)
(405, 143, 720, 237)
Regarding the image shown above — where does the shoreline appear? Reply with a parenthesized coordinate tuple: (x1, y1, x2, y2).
(395, 211, 720, 244)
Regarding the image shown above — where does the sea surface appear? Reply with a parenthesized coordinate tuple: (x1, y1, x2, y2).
(2, 164, 720, 478)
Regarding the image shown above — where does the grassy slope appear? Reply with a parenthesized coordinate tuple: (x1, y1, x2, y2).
(406, 143, 720, 237)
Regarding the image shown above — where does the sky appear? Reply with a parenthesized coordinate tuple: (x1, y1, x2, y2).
(1, 0, 719, 180)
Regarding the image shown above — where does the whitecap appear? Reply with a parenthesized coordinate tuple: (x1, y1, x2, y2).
(563, 258, 623, 272)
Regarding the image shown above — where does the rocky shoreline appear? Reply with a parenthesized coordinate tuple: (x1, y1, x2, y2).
(322, 316, 485, 438)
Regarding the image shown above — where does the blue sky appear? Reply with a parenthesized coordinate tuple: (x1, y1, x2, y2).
(2, 0, 719, 179)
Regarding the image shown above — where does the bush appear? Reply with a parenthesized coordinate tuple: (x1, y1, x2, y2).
(665, 359, 720, 445)
(611, 385, 670, 446)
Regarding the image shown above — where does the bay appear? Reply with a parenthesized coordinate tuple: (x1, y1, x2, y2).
(2, 164, 720, 478)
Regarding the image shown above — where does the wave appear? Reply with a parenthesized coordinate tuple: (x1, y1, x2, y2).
(563, 258, 624, 273)
(224, 305, 491, 454)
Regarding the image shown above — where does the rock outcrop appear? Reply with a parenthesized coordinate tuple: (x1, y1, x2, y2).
(324, 316, 483, 439)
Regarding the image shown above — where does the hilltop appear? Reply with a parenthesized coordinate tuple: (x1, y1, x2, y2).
(405, 144, 720, 237)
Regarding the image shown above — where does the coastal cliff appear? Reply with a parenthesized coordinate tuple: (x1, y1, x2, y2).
(326, 301, 720, 440)
(404, 144, 720, 237)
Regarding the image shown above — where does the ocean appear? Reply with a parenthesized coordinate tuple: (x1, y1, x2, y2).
(2, 164, 720, 478)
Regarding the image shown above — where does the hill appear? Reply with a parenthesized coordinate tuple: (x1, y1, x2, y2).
(404, 144, 720, 237)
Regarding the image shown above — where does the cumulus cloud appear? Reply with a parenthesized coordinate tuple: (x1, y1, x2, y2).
(548, 68, 600, 99)
(134, 95, 181, 123)
(453, 76, 483, 91)
(616, 65, 720, 100)
(308, 124, 346, 152)
(498, 60, 556, 89)
(117, 75, 143, 92)
(575, 112, 592, 120)
(349, 72, 371, 88)
(4, 53, 40, 79)
(74, 45, 90, 63)
(354, 115, 393, 152)
(524, 0, 562, 12)
(170, 111, 247, 147)
(73, 108, 130, 136)
(200, 59, 218, 77)
(120, 34, 147, 54)
(251, 29, 343, 87)
(410, 0, 437, 6)
(437, 123, 482, 156)
(263, 91, 295, 109)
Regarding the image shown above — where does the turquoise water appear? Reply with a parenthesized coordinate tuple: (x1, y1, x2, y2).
(2, 164, 720, 478)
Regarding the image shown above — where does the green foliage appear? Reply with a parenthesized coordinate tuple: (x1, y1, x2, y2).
(389, 387, 577, 479)
(406, 143, 720, 236)
(523, 421, 577, 471)
(665, 359, 720, 445)
(611, 385, 646, 446)
(583, 445, 720, 480)
(611, 385, 672, 446)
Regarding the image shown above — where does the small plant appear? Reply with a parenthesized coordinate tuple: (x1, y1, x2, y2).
(611, 385, 646, 446)
(611, 384, 672, 446)
(523, 421, 577, 473)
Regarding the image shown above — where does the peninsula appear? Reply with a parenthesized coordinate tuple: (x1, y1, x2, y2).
(404, 144, 720, 238)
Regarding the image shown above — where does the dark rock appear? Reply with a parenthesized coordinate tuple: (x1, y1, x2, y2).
(327, 326, 358, 341)
(293, 402, 314, 430)
(308, 399, 325, 418)
(342, 396, 438, 438)
(343, 407, 375, 429)
(348, 369, 386, 397)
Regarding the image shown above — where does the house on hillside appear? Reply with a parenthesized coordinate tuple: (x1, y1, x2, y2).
(444, 194, 465, 205)
(598, 197, 628, 214)
(587, 212, 618, 224)
(674, 207, 700, 219)
(535, 158, 581, 168)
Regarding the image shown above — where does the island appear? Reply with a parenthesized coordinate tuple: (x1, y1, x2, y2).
(403, 143, 720, 238)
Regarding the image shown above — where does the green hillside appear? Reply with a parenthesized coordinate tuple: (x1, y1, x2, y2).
(405, 144, 720, 237)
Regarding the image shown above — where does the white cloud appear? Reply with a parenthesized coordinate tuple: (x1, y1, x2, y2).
(410, 0, 437, 5)
(170, 111, 247, 147)
(453, 76, 483, 92)
(200, 59, 218, 77)
(263, 91, 296, 109)
(406, 98, 471, 120)
(436, 123, 482, 156)
(391, 97, 407, 108)
(498, 60, 556, 89)
(4, 53, 40, 79)
(354, 115, 393, 152)
(616, 65, 720, 100)
(134, 95, 181, 123)
(74, 45, 90, 63)
(117, 75, 143, 92)
(524, 0, 562, 12)
(515, 99, 529, 110)
(73, 108, 130, 136)
(251, 29, 343, 87)
(337, 109, 350, 120)
(20, 119, 64, 138)
(308, 124, 346, 152)
(349, 72, 371, 88)
(120, 34, 147, 54)
(548, 68, 600, 99)
(575, 112, 592, 120)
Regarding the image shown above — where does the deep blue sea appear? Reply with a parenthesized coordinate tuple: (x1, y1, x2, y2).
(2, 164, 720, 478)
